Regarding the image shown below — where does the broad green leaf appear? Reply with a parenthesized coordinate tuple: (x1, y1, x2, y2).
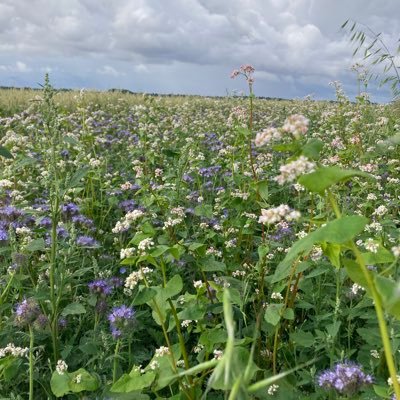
(322, 243, 341, 269)
(194, 204, 213, 218)
(272, 215, 368, 282)
(202, 259, 226, 272)
(361, 246, 395, 264)
(298, 166, 371, 194)
(283, 308, 294, 320)
(61, 302, 86, 316)
(111, 369, 155, 393)
(68, 167, 90, 188)
(290, 331, 315, 347)
(264, 304, 283, 326)
(257, 180, 269, 201)
(150, 245, 170, 258)
(50, 371, 70, 397)
(0, 146, 13, 159)
(343, 258, 370, 295)
(25, 238, 46, 252)
(375, 276, 400, 319)
(301, 138, 323, 160)
(68, 368, 99, 393)
(162, 274, 183, 299)
(132, 287, 156, 306)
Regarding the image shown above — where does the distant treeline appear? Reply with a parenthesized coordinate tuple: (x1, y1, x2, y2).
(0, 85, 308, 102)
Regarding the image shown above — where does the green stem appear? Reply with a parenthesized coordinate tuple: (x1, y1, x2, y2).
(29, 325, 34, 400)
(329, 191, 400, 399)
(113, 339, 120, 384)
(351, 242, 400, 399)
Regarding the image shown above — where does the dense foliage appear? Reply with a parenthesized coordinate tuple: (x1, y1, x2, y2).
(0, 76, 399, 399)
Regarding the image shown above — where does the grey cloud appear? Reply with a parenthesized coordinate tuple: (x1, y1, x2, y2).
(0, 0, 398, 100)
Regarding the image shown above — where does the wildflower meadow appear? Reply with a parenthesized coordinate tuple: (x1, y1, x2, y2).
(0, 67, 400, 400)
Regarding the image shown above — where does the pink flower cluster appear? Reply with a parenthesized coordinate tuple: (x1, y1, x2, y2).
(230, 64, 255, 84)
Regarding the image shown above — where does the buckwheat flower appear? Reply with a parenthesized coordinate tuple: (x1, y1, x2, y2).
(120, 247, 135, 259)
(350, 283, 364, 296)
(274, 156, 315, 185)
(155, 346, 170, 357)
(364, 238, 379, 253)
(56, 360, 68, 375)
(193, 280, 203, 289)
(193, 344, 204, 354)
(373, 205, 388, 217)
(392, 246, 400, 258)
(73, 374, 82, 384)
(317, 362, 373, 396)
(213, 349, 223, 360)
(387, 375, 400, 386)
(255, 127, 281, 147)
(15, 298, 40, 327)
(271, 292, 283, 300)
(0, 343, 29, 358)
(138, 238, 154, 253)
(370, 349, 380, 359)
(282, 114, 309, 139)
(267, 384, 279, 395)
(149, 360, 159, 370)
(181, 320, 193, 328)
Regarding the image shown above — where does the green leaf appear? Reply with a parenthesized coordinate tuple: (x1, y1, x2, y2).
(258, 245, 269, 260)
(68, 368, 99, 393)
(264, 304, 283, 326)
(361, 246, 395, 264)
(257, 180, 269, 201)
(322, 243, 341, 269)
(111, 369, 155, 393)
(50, 371, 70, 397)
(375, 276, 400, 319)
(61, 303, 86, 316)
(162, 274, 183, 299)
(68, 167, 90, 188)
(194, 204, 213, 218)
(272, 216, 368, 282)
(25, 238, 46, 252)
(150, 245, 170, 258)
(0, 146, 13, 159)
(202, 259, 226, 272)
(283, 308, 294, 320)
(343, 258, 370, 294)
(132, 287, 156, 306)
(290, 331, 315, 347)
(298, 166, 371, 194)
(301, 139, 323, 160)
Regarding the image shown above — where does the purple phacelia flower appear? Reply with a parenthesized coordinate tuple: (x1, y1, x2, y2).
(15, 298, 40, 327)
(76, 235, 99, 248)
(108, 305, 135, 339)
(61, 203, 80, 217)
(0, 228, 8, 241)
(317, 362, 373, 396)
(88, 279, 113, 296)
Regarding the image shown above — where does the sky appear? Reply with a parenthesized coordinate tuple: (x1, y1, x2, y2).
(0, 0, 399, 102)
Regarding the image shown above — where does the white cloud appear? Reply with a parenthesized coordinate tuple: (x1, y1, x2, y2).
(97, 65, 125, 77)
(0, 0, 398, 100)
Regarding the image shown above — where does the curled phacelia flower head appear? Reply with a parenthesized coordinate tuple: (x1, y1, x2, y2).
(108, 305, 135, 339)
(317, 362, 373, 396)
(14, 298, 40, 327)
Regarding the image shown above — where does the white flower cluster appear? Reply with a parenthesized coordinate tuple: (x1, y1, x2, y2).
(267, 384, 279, 396)
(282, 114, 309, 138)
(392, 246, 400, 258)
(112, 209, 144, 233)
(373, 205, 388, 217)
(120, 247, 135, 259)
(138, 238, 154, 254)
(274, 156, 315, 185)
(213, 349, 223, 360)
(56, 359, 68, 375)
(254, 127, 281, 147)
(0, 343, 29, 358)
(125, 267, 153, 290)
(163, 217, 183, 229)
(0, 179, 13, 188)
(259, 204, 301, 225)
(271, 292, 283, 300)
(350, 283, 364, 296)
(364, 238, 379, 254)
(155, 346, 170, 357)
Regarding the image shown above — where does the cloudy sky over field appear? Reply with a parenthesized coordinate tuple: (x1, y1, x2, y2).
(0, 0, 399, 101)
